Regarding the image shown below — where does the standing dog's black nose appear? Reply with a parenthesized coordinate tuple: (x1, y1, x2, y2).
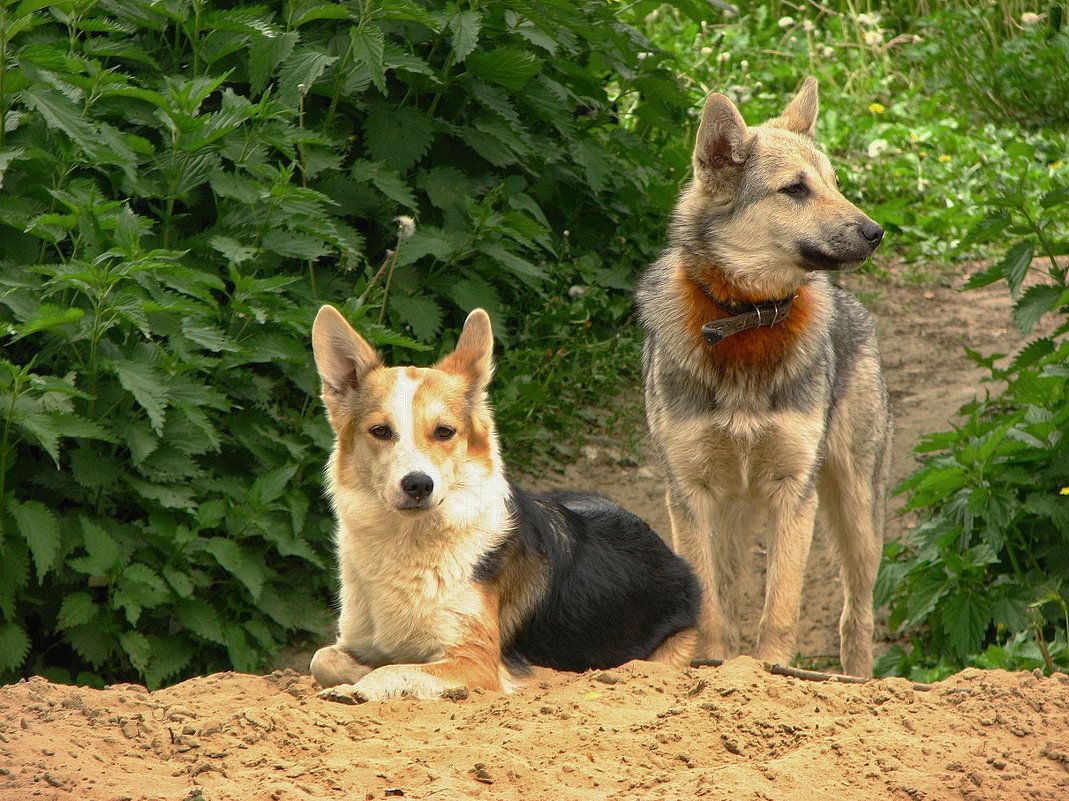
(400, 472, 434, 501)
(860, 220, 884, 245)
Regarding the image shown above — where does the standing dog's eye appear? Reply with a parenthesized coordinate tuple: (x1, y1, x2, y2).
(780, 181, 809, 197)
(433, 425, 456, 440)
(369, 424, 392, 440)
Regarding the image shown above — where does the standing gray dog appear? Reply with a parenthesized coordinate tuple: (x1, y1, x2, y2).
(636, 77, 891, 677)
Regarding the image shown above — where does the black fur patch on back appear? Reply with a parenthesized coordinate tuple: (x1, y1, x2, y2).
(477, 486, 700, 672)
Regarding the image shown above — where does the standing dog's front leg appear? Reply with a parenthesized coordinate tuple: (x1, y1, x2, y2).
(666, 479, 747, 662)
(754, 469, 819, 667)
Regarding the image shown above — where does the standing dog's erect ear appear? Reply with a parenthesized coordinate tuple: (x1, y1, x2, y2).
(693, 92, 754, 198)
(436, 309, 495, 390)
(311, 305, 382, 398)
(766, 76, 819, 137)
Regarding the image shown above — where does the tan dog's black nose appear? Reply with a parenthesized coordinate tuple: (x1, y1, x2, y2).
(401, 472, 434, 501)
(861, 220, 884, 246)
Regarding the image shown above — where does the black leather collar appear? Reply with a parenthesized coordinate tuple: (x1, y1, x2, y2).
(701, 294, 797, 345)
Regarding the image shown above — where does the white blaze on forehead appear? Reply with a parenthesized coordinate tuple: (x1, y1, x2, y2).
(388, 369, 423, 448)
(383, 368, 442, 485)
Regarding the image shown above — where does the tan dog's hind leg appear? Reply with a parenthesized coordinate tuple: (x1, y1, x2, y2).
(647, 627, 699, 669)
(310, 645, 373, 688)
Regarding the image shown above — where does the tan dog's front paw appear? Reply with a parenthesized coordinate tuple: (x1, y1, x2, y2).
(317, 683, 367, 705)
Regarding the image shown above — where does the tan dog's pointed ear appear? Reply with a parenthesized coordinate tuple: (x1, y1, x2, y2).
(693, 92, 754, 197)
(767, 76, 819, 137)
(436, 308, 494, 390)
(311, 305, 382, 399)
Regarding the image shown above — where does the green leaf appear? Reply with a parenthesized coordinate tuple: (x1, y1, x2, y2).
(56, 592, 97, 630)
(176, 598, 226, 644)
(480, 242, 546, 284)
(294, 2, 353, 26)
(261, 229, 330, 260)
(12, 499, 60, 582)
(162, 565, 195, 598)
(224, 623, 259, 672)
(571, 140, 613, 194)
(10, 303, 83, 340)
(250, 465, 298, 506)
(350, 160, 417, 209)
(941, 592, 992, 660)
(248, 30, 299, 94)
(65, 623, 113, 667)
(465, 47, 541, 90)
(0, 541, 29, 619)
(363, 105, 436, 172)
(67, 516, 123, 577)
(999, 241, 1034, 299)
(443, 277, 502, 321)
(350, 24, 387, 94)
(111, 357, 169, 434)
(1014, 284, 1067, 334)
(201, 538, 265, 599)
(388, 293, 443, 342)
(278, 47, 339, 108)
(447, 7, 481, 62)
(0, 623, 30, 672)
(119, 630, 151, 676)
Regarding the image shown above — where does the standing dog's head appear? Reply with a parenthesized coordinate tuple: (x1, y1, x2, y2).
(678, 77, 883, 298)
(312, 306, 500, 517)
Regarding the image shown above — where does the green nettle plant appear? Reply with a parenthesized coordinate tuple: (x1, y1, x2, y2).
(875, 144, 1069, 682)
(0, 0, 696, 687)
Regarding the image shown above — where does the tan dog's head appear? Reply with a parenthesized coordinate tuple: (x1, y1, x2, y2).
(311, 306, 499, 516)
(682, 77, 883, 298)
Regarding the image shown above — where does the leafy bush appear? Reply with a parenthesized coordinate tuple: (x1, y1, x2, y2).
(906, 6, 1069, 129)
(875, 143, 1069, 682)
(0, 0, 692, 687)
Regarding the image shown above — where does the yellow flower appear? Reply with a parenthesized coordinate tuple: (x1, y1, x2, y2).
(1051, 161, 1064, 170)
(868, 102, 885, 114)
(938, 154, 952, 163)
(1060, 487, 1069, 495)
(910, 132, 920, 142)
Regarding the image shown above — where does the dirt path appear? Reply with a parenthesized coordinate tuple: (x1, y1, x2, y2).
(4, 264, 1067, 801)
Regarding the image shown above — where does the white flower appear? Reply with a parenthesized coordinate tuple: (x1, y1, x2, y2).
(727, 85, 752, 104)
(568, 285, 588, 299)
(821, 45, 835, 58)
(1021, 12, 1045, 26)
(778, 16, 794, 29)
(393, 215, 416, 240)
(717, 51, 731, 63)
(802, 20, 815, 33)
(701, 46, 713, 56)
(863, 30, 885, 47)
(867, 139, 889, 159)
(857, 12, 882, 27)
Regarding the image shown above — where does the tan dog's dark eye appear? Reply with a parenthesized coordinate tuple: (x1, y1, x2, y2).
(369, 424, 392, 440)
(434, 425, 456, 440)
(780, 182, 808, 196)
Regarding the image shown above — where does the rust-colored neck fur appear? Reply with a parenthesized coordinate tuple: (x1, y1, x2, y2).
(678, 260, 814, 371)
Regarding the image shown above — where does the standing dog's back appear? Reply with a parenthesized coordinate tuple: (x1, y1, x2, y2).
(636, 77, 891, 677)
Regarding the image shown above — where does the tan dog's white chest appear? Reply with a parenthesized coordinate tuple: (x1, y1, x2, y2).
(331, 505, 499, 666)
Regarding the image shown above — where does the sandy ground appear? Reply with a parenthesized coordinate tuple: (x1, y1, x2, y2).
(4, 263, 1067, 801)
